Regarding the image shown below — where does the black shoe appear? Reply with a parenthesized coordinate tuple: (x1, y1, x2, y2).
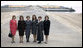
(33, 40, 37, 42)
(11, 41, 15, 43)
(38, 41, 41, 44)
(21, 41, 23, 43)
(20, 41, 23, 43)
(44, 42, 47, 44)
(26, 40, 29, 42)
(19, 41, 21, 43)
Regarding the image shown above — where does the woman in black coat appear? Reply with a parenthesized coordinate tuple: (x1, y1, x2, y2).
(32, 15, 38, 42)
(44, 16, 50, 44)
(18, 15, 26, 43)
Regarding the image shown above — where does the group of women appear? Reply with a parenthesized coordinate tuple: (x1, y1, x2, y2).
(10, 15, 50, 44)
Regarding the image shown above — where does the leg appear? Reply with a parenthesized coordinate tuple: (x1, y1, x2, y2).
(28, 33, 30, 41)
(26, 33, 30, 42)
(33, 35, 35, 42)
(46, 35, 48, 42)
(33, 35, 37, 42)
(19, 36, 21, 43)
(38, 35, 41, 44)
(26, 35, 28, 42)
(11, 36, 15, 43)
(21, 36, 23, 43)
(45, 35, 48, 44)
(12, 36, 14, 42)
(34, 35, 37, 42)
(38, 40, 41, 44)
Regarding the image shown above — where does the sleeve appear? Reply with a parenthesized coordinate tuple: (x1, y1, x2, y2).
(42, 21, 44, 31)
(24, 21, 26, 30)
(48, 20, 50, 29)
(16, 20, 17, 30)
(43, 20, 45, 27)
(30, 21, 32, 30)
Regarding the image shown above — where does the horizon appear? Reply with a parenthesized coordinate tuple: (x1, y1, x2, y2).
(1, 1, 82, 7)
(1, 1, 82, 13)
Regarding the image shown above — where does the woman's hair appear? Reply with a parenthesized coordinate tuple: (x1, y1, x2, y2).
(12, 15, 16, 19)
(45, 15, 49, 20)
(19, 15, 24, 20)
(26, 16, 30, 18)
(38, 16, 42, 18)
(32, 15, 37, 20)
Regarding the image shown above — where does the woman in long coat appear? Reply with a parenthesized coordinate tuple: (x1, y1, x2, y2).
(32, 15, 38, 42)
(25, 16, 32, 42)
(18, 16, 26, 43)
(44, 16, 50, 44)
(37, 16, 44, 44)
(10, 15, 17, 43)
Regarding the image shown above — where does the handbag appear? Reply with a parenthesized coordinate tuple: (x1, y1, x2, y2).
(8, 31, 13, 38)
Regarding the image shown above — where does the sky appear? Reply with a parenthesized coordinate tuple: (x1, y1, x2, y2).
(1, 1, 82, 13)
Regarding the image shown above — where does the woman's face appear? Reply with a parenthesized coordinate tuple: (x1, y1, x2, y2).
(33, 16, 35, 18)
(33, 16, 36, 19)
(45, 17, 48, 20)
(38, 18, 41, 21)
(20, 17, 23, 20)
(27, 17, 30, 20)
(13, 17, 16, 20)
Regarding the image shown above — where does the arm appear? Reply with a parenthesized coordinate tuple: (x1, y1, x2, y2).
(30, 21, 32, 30)
(16, 20, 17, 30)
(24, 21, 26, 30)
(42, 21, 44, 31)
(48, 20, 50, 30)
(24, 21, 27, 32)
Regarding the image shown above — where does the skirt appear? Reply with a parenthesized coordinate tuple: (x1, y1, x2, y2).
(19, 30, 24, 36)
(44, 30, 49, 35)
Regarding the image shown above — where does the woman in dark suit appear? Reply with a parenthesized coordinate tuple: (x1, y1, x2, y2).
(18, 15, 26, 43)
(37, 16, 44, 44)
(44, 16, 50, 44)
(32, 15, 38, 42)
(25, 16, 32, 42)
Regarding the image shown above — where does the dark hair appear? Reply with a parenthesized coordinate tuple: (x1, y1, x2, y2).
(26, 16, 30, 18)
(38, 16, 42, 18)
(19, 15, 24, 20)
(12, 15, 16, 19)
(32, 15, 37, 20)
(45, 15, 49, 19)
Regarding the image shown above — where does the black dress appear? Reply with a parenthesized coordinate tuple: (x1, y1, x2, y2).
(44, 20, 50, 35)
(18, 20, 26, 36)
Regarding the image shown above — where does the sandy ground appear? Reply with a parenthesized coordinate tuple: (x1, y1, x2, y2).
(46, 12, 82, 33)
(1, 7, 82, 47)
